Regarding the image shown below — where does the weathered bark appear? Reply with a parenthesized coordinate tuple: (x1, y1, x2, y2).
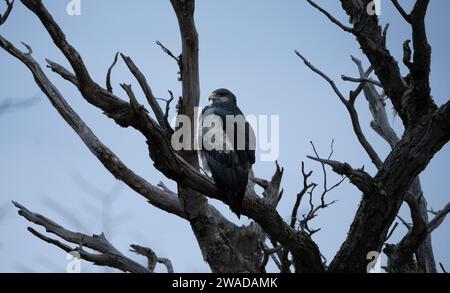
(328, 103, 450, 272)
(354, 57, 436, 273)
(384, 193, 427, 273)
(340, 0, 437, 127)
(321, 0, 448, 273)
(13, 202, 153, 273)
(170, 0, 264, 273)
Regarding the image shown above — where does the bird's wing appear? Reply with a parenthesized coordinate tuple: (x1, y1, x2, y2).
(200, 103, 255, 191)
(200, 103, 255, 164)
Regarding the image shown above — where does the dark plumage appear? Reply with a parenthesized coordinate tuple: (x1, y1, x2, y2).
(199, 89, 255, 218)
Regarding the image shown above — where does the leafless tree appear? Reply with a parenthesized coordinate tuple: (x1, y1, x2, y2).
(0, 0, 449, 273)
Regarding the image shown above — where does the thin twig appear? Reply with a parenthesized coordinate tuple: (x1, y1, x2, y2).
(156, 40, 182, 81)
(341, 75, 382, 88)
(156, 40, 180, 64)
(260, 242, 282, 273)
(306, 0, 353, 33)
(390, 0, 411, 23)
(290, 161, 315, 228)
(295, 50, 347, 104)
(385, 222, 399, 241)
(106, 52, 119, 93)
(296, 50, 383, 169)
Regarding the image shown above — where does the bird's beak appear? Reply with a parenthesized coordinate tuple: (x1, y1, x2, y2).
(208, 94, 219, 101)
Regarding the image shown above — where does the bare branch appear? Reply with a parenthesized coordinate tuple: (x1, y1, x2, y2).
(296, 50, 383, 169)
(408, 0, 434, 117)
(397, 214, 412, 230)
(120, 53, 173, 134)
(156, 40, 182, 80)
(307, 156, 376, 195)
(440, 262, 447, 274)
(345, 102, 383, 169)
(288, 142, 344, 238)
(106, 52, 119, 93)
(20, 41, 32, 55)
(20, 0, 150, 133)
(250, 176, 269, 190)
(349, 65, 374, 101)
(0, 0, 14, 25)
(427, 203, 450, 233)
(341, 75, 382, 88)
(290, 161, 315, 228)
(351, 56, 400, 148)
(306, 0, 353, 33)
(403, 40, 413, 70)
(260, 161, 284, 207)
(13, 202, 151, 273)
(384, 193, 427, 272)
(170, 0, 199, 148)
(259, 243, 282, 273)
(351, 56, 437, 272)
(45, 59, 78, 84)
(0, 37, 185, 218)
(339, 0, 410, 126)
(295, 50, 347, 104)
(390, 0, 411, 22)
(160, 90, 175, 128)
(263, 242, 282, 271)
(347, 0, 436, 127)
(385, 222, 399, 242)
(310, 140, 345, 206)
(382, 23, 390, 45)
(120, 83, 143, 114)
(156, 40, 180, 64)
(130, 244, 174, 273)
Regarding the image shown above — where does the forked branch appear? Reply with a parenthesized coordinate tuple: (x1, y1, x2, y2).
(130, 244, 174, 273)
(13, 202, 152, 273)
(295, 50, 383, 169)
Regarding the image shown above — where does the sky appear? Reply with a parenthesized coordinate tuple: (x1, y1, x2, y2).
(0, 0, 449, 273)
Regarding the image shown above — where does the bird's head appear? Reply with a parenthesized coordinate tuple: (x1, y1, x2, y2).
(208, 88, 237, 105)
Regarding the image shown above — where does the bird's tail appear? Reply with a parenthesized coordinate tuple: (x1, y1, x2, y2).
(225, 189, 245, 219)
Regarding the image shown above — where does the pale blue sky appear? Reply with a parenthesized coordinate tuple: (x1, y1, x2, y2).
(0, 0, 449, 272)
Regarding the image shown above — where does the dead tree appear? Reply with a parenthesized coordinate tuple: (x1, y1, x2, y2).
(0, 0, 449, 273)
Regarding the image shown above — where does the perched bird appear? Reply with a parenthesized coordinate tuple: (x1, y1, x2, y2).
(199, 88, 255, 218)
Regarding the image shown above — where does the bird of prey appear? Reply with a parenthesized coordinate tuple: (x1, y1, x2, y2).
(199, 88, 255, 218)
